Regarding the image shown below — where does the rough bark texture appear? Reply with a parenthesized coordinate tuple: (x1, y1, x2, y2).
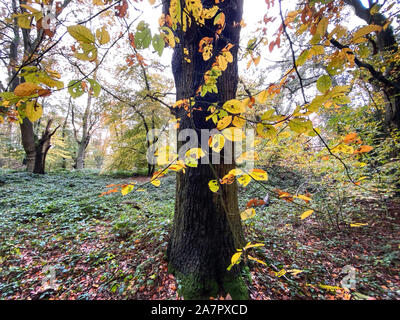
(164, 0, 247, 300)
(20, 118, 36, 172)
(33, 119, 59, 174)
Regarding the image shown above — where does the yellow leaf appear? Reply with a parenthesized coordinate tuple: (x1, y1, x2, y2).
(96, 26, 110, 45)
(241, 208, 256, 221)
(275, 269, 287, 277)
(25, 101, 43, 122)
(237, 174, 251, 187)
(148, 0, 156, 5)
(287, 269, 304, 276)
(228, 168, 244, 176)
(121, 184, 134, 196)
(231, 252, 242, 265)
(223, 99, 246, 114)
(210, 134, 225, 153)
(151, 179, 161, 187)
(244, 242, 265, 250)
(248, 255, 267, 266)
(232, 116, 246, 128)
(294, 195, 312, 202)
(257, 90, 269, 104)
(331, 144, 354, 155)
(208, 180, 220, 193)
(217, 116, 232, 130)
(249, 169, 268, 181)
(222, 128, 244, 142)
(300, 210, 314, 220)
(352, 25, 382, 42)
(257, 123, 277, 139)
(350, 223, 368, 228)
(67, 25, 95, 44)
(186, 148, 206, 159)
(316, 17, 329, 37)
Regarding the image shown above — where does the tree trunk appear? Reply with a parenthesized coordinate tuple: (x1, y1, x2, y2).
(20, 118, 36, 172)
(164, 0, 247, 300)
(345, 0, 400, 130)
(75, 137, 89, 170)
(33, 120, 59, 174)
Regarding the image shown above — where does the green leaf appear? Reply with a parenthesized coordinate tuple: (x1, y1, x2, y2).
(68, 80, 85, 98)
(73, 43, 98, 61)
(87, 79, 101, 97)
(257, 123, 277, 139)
(67, 25, 95, 44)
(316, 75, 332, 93)
(152, 34, 164, 56)
(135, 21, 152, 49)
(296, 49, 310, 66)
(288, 119, 313, 134)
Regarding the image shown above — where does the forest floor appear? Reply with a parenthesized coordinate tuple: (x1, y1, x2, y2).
(0, 169, 399, 300)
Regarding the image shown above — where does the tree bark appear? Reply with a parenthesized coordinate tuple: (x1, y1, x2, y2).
(345, 0, 400, 129)
(72, 94, 93, 170)
(164, 0, 247, 300)
(20, 118, 36, 172)
(33, 119, 59, 174)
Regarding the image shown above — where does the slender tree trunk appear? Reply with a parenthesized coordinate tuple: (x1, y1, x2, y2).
(164, 0, 247, 300)
(72, 94, 93, 170)
(61, 100, 71, 169)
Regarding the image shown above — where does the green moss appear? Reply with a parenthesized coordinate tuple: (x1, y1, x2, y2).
(222, 274, 249, 300)
(170, 266, 248, 300)
(174, 272, 219, 300)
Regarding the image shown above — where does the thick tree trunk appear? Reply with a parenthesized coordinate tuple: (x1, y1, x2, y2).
(75, 137, 89, 170)
(165, 0, 247, 300)
(33, 120, 59, 174)
(20, 118, 36, 172)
